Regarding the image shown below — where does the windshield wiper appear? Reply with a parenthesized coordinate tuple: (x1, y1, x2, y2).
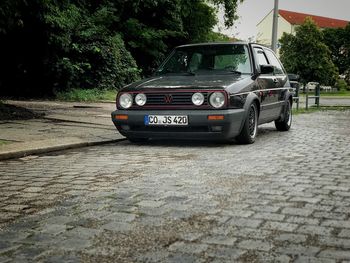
(226, 70, 242, 75)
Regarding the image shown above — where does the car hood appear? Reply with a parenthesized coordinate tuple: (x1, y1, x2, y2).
(122, 74, 254, 94)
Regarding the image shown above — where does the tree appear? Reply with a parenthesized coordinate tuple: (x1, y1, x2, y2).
(279, 17, 338, 87)
(323, 23, 350, 85)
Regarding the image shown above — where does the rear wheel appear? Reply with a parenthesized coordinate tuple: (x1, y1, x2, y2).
(275, 100, 292, 131)
(236, 103, 258, 144)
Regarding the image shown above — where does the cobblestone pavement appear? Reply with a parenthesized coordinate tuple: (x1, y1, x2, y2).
(0, 110, 350, 262)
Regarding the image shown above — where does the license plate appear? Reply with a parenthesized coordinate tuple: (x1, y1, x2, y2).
(144, 115, 188, 126)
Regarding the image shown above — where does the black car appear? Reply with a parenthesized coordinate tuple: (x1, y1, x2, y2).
(111, 42, 293, 144)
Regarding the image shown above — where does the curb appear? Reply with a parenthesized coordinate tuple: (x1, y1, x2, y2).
(0, 138, 126, 161)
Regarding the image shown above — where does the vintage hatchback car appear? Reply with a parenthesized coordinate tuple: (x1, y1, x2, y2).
(111, 42, 293, 144)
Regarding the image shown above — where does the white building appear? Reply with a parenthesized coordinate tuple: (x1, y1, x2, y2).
(256, 9, 349, 47)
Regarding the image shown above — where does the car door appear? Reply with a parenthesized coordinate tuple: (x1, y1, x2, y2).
(253, 47, 278, 123)
(264, 49, 288, 118)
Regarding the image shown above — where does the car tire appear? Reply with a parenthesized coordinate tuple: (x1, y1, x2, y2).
(236, 102, 258, 144)
(275, 100, 292, 131)
(127, 137, 149, 143)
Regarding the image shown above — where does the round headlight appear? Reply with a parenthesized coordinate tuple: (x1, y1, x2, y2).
(135, 93, 147, 106)
(119, 93, 133, 109)
(209, 92, 226, 108)
(192, 92, 204, 106)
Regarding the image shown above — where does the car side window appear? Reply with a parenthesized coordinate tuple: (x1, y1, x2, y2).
(254, 48, 268, 66)
(265, 50, 285, 75)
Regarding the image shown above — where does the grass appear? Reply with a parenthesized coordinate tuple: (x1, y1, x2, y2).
(293, 106, 350, 115)
(299, 90, 350, 97)
(55, 88, 117, 102)
(0, 140, 10, 146)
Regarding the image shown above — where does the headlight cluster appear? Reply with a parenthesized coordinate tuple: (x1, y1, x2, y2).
(118, 91, 226, 109)
(192, 91, 226, 108)
(191, 92, 205, 106)
(209, 92, 226, 108)
(118, 93, 147, 109)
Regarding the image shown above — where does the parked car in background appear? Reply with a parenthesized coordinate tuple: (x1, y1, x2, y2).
(112, 42, 293, 144)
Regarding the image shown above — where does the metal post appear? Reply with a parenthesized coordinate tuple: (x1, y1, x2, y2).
(305, 86, 309, 110)
(271, 0, 279, 52)
(295, 83, 299, 110)
(315, 83, 320, 107)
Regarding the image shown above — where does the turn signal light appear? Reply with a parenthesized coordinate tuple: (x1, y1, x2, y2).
(115, 114, 128, 120)
(208, 115, 224, 120)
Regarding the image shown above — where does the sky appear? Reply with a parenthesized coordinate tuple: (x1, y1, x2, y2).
(214, 0, 350, 41)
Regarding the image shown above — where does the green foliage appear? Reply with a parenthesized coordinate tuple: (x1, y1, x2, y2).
(54, 88, 116, 102)
(206, 32, 231, 42)
(280, 17, 338, 86)
(335, 79, 349, 91)
(210, 0, 244, 27)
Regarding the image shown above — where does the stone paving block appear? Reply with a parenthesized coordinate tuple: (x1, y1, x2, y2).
(201, 235, 237, 246)
(274, 233, 308, 243)
(318, 237, 350, 249)
(294, 256, 336, 263)
(318, 250, 350, 260)
(168, 242, 208, 254)
(296, 225, 334, 236)
(252, 212, 285, 221)
(285, 216, 320, 225)
(221, 209, 254, 218)
(101, 221, 132, 232)
(237, 240, 273, 252)
(249, 205, 281, 213)
(179, 232, 203, 242)
(230, 228, 274, 240)
(2, 205, 29, 212)
(137, 200, 165, 208)
(206, 247, 245, 260)
(281, 207, 313, 217)
(226, 218, 263, 228)
(339, 229, 350, 238)
(262, 221, 298, 232)
(275, 244, 320, 256)
(103, 212, 136, 222)
(313, 211, 347, 220)
(322, 220, 350, 229)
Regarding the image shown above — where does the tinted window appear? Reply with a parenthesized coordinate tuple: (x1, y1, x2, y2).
(159, 44, 252, 74)
(265, 50, 285, 75)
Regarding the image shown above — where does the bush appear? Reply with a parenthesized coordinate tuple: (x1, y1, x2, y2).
(54, 88, 116, 102)
(335, 79, 349, 91)
(46, 4, 140, 92)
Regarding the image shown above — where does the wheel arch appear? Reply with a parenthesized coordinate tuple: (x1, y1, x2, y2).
(238, 92, 260, 134)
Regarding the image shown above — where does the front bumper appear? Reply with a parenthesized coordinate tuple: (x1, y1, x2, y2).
(111, 109, 245, 140)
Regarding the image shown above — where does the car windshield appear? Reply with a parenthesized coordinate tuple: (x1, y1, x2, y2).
(157, 44, 252, 75)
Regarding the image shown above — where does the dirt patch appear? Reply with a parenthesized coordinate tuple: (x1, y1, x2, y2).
(0, 103, 44, 120)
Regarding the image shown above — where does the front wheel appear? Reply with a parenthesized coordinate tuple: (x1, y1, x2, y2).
(275, 100, 292, 131)
(236, 103, 258, 144)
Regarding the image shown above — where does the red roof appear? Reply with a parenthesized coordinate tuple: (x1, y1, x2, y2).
(279, 9, 349, 28)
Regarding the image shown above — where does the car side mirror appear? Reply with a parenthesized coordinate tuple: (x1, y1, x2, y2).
(260, 65, 274, 74)
(288, 74, 299, 82)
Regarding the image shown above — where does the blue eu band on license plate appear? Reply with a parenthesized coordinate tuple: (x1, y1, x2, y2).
(145, 115, 188, 126)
